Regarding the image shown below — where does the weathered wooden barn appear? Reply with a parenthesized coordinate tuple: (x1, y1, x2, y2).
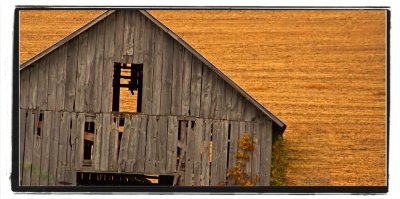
(19, 10, 286, 186)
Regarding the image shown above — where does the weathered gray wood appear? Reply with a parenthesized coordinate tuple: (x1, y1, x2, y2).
(145, 116, 157, 173)
(210, 72, 218, 118)
(227, 121, 239, 185)
(200, 65, 212, 119)
(118, 114, 131, 172)
(114, 10, 125, 63)
(135, 115, 147, 172)
(245, 100, 256, 122)
(157, 116, 168, 173)
(19, 109, 27, 185)
(225, 85, 233, 120)
(229, 90, 238, 121)
(22, 110, 34, 185)
(126, 115, 138, 172)
(57, 111, 70, 185)
(210, 120, 220, 186)
(100, 113, 110, 171)
(142, 18, 155, 114)
(260, 119, 272, 186)
(123, 10, 134, 56)
(75, 113, 85, 170)
(39, 111, 51, 185)
(181, 49, 192, 116)
(166, 116, 178, 173)
(177, 120, 188, 185)
(101, 13, 116, 113)
(193, 118, 203, 185)
(28, 62, 38, 110)
(218, 80, 227, 120)
(201, 119, 212, 186)
(252, 121, 261, 185)
(184, 120, 195, 186)
(64, 112, 74, 185)
(93, 20, 105, 113)
(64, 38, 79, 111)
(245, 122, 254, 180)
(31, 111, 42, 185)
(171, 41, 183, 115)
(133, 11, 144, 63)
(160, 34, 173, 115)
(219, 120, 229, 184)
(75, 32, 88, 112)
(48, 111, 60, 185)
(109, 114, 119, 171)
(190, 56, 203, 117)
(47, 51, 57, 111)
(93, 114, 102, 171)
(37, 56, 49, 110)
(20, 69, 30, 109)
(85, 26, 97, 112)
(55, 45, 67, 111)
(151, 27, 164, 115)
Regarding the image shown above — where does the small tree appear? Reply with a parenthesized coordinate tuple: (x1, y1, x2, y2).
(226, 134, 260, 186)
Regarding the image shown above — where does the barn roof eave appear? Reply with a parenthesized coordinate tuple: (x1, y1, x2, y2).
(19, 9, 286, 132)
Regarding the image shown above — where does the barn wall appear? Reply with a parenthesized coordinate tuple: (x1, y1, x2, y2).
(19, 10, 273, 186)
(19, 110, 272, 186)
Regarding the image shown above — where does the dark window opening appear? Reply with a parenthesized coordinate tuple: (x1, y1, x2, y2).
(36, 112, 44, 136)
(76, 172, 174, 186)
(83, 121, 95, 163)
(112, 63, 143, 113)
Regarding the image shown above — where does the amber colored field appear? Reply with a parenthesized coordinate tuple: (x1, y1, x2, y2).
(19, 10, 387, 186)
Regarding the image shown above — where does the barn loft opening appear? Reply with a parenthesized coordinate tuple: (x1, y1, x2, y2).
(76, 172, 174, 186)
(112, 63, 143, 113)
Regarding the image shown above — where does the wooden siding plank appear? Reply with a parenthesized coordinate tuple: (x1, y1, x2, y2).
(181, 49, 192, 116)
(210, 72, 218, 118)
(151, 27, 164, 115)
(238, 95, 246, 121)
(245, 122, 254, 180)
(252, 121, 261, 185)
(20, 69, 30, 109)
(19, 109, 27, 185)
(229, 90, 238, 121)
(64, 38, 79, 111)
(218, 80, 227, 120)
(184, 120, 195, 186)
(225, 85, 233, 120)
(101, 13, 116, 113)
(100, 113, 110, 171)
(55, 45, 67, 111)
(69, 113, 77, 171)
(64, 112, 74, 185)
(193, 118, 203, 185)
(260, 119, 273, 186)
(135, 115, 147, 173)
(37, 57, 49, 110)
(177, 120, 188, 185)
(201, 119, 212, 186)
(210, 120, 220, 186)
(109, 114, 119, 171)
(28, 62, 38, 110)
(93, 114, 102, 171)
(219, 120, 229, 185)
(190, 56, 202, 117)
(166, 116, 178, 173)
(245, 100, 256, 122)
(118, 114, 131, 172)
(126, 115, 139, 172)
(200, 65, 212, 119)
(171, 41, 183, 115)
(22, 110, 34, 186)
(85, 26, 97, 112)
(160, 34, 173, 115)
(93, 21, 105, 113)
(57, 111, 70, 185)
(157, 116, 168, 173)
(75, 32, 88, 112)
(123, 10, 134, 56)
(227, 121, 239, 185)
(75, 113, 85, 171)
(47, 52, 57, 111)
(142, 19, 155, 115)
(39, 111, 51, 185)
(31, 111, 42, 186)
(133, 11, 144, 63)
(114, 10, 125, 63)
(48, 111, 60, 185)
(145, 116, 156, 173)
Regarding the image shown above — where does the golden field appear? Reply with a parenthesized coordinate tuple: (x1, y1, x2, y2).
(19, 10, 387, 186)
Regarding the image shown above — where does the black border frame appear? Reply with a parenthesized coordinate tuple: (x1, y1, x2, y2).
(11, 6, 390, 194)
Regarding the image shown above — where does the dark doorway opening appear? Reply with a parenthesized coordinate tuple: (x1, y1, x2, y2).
(76, 172, 174, 186)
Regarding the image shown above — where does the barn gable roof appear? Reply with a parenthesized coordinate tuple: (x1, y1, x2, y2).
(19, 10, 286, 131)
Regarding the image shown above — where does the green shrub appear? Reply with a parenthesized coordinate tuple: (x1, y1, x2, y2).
(271, 135, 288, 186)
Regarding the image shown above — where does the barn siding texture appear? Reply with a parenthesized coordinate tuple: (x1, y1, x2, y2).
(19, 10, 274, 186)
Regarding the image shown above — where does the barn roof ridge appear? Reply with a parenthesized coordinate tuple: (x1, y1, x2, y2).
(19, 9, 286, 131)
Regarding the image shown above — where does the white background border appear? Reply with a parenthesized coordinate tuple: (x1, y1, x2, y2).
(0, 1, 397, 198)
